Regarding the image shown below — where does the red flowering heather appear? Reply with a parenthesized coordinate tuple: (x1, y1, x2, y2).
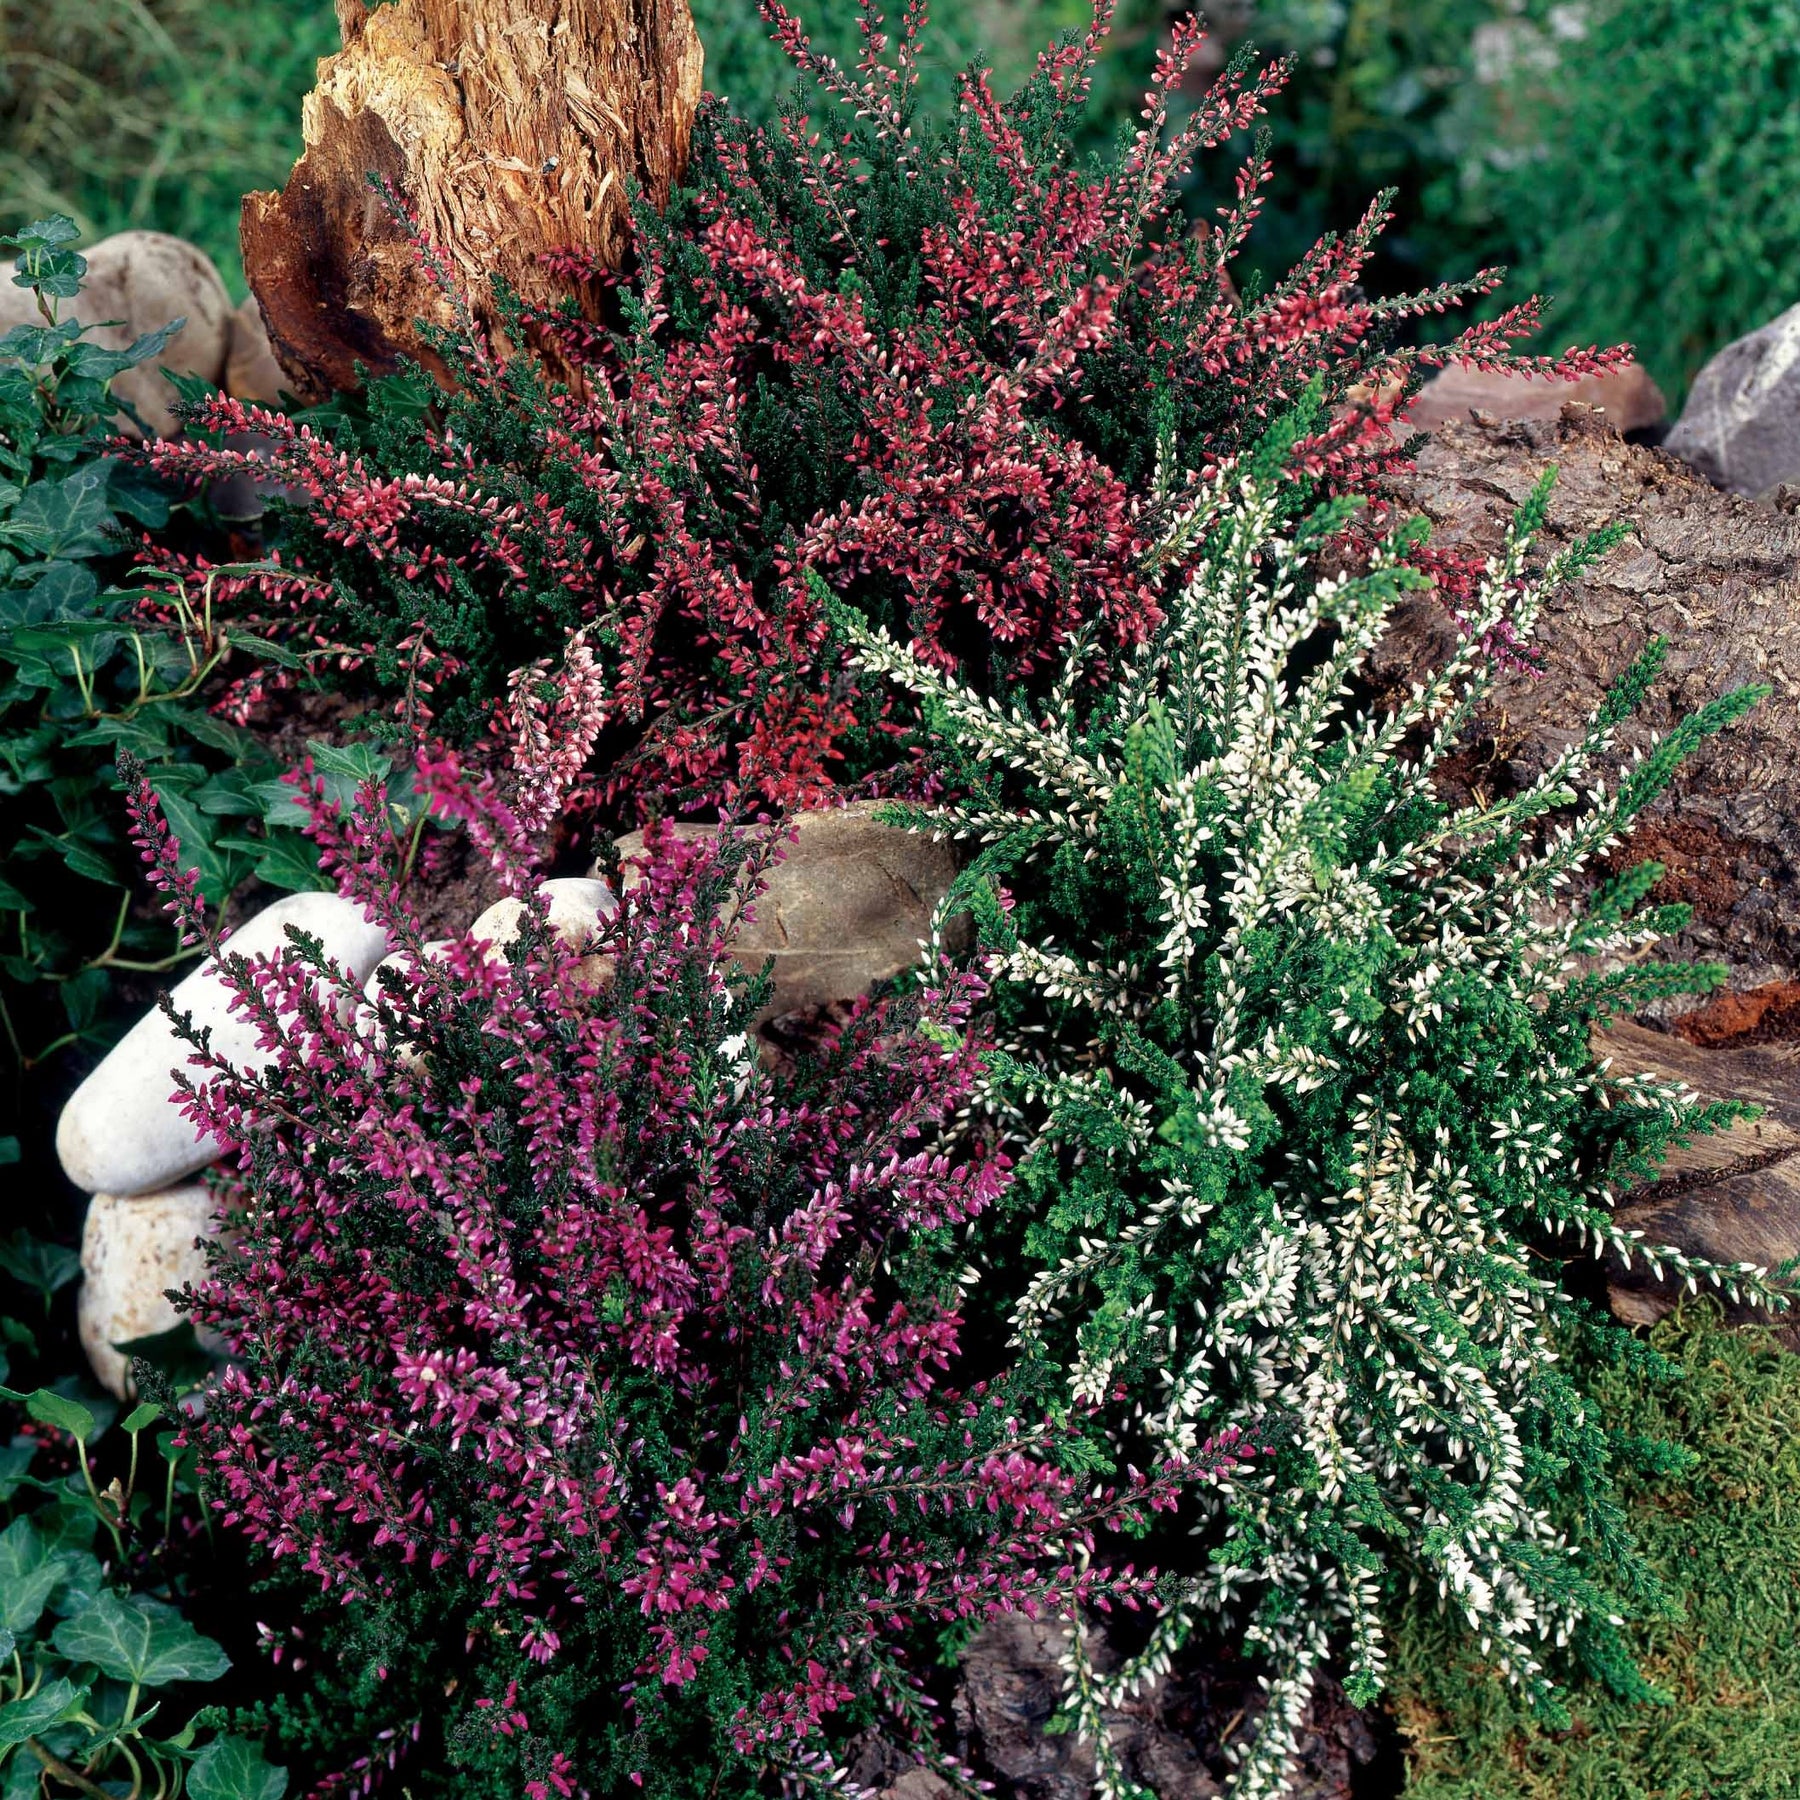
(136, 0, 1621, 813)
(123, 759, 1247, 1798)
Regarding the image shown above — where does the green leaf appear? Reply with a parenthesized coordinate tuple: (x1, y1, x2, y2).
(23, 1389, 94, 1443)
(0, 1517, 60, 1636)
(2, 216, 82, 252)
(215, 831, 329, 895)
(120, 1401, 163, 1434)
(147, 775, 247, 907)
(3, 559, 99, 625)
(189, 1737, 289, 1800)
(0, 1231, 80, 1301)
(0, 464, 114, 560)
(65, 322, 183, 385)
(47, 1547, 104, 1621)
(0, 1677, 88, 1751)
(51, 1590, 230, 1686)
(0, 1439, 34, 1503)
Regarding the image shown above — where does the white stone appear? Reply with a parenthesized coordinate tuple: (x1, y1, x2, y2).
(56, 893, 391, 1197)
(79, 1185, 220, 1401)
(468, 878, 617, 970)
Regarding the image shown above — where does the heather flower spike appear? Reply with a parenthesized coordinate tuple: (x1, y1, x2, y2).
(838, 391, 1783, 1797)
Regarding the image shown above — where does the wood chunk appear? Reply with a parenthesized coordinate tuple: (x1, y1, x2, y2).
(242, 0, 703, 401)
(1597, 1020, 1800, 1346)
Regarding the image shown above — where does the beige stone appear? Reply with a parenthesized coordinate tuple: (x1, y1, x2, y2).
(1405, 359, 1666, 435)
(0, 231, 233, 436)
(79, 1185, 219, 1400)
(224, 294, 289, 405)
(56, 892, 392, 1197)
(467, 878, 616, 983)
(607, 804, 963, 1021)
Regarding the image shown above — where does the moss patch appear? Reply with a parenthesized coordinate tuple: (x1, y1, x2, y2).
(1393, 1305, 1800, 1800)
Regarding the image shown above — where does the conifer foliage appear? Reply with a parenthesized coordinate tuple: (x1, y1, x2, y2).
(125, 762, 1246, 1799)
(837, 399, 1787, 1797)
(136, 0, 1621, 814)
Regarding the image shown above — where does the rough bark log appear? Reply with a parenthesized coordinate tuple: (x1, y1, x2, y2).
(242, 0, 703, 402)
(1374, 408, 1800, 1341)
(1597, 1020, 1800, 1348)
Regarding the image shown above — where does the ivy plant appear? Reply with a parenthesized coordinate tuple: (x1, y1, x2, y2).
(0, 1234, 287, 1799)
(0, 215, 329, 1093)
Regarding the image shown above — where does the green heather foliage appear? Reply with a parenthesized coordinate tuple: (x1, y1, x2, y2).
(1391, 1304, 1800, 1800)
(838, 398, 1787, 1797)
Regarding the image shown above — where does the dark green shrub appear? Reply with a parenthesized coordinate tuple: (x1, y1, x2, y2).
(0, 216, 324, 1156)
(1486, 0, 1800, 398)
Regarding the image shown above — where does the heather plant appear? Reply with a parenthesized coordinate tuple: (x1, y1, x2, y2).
(123, 757, 1247, 1798)
(836, 397, 1788, 1797)
(136, 0, 1620, 815)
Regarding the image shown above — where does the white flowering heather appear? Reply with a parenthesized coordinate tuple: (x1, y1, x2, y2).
(833, 409, 1788, 1798)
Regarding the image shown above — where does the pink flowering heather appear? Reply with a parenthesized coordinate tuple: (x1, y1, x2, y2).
(133, 0, 1622, 816)
(119, 756, 1248, 1799)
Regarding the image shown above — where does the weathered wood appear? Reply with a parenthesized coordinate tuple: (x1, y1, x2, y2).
(242, 0, 703, 401)
(1597, 1020, 1800, 1346)
(1374, 405, 1800, 984)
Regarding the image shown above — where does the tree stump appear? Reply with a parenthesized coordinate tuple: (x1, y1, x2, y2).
(241, 0, 703, 402)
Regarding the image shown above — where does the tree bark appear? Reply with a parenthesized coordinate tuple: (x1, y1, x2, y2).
(242, 0, 703, 402)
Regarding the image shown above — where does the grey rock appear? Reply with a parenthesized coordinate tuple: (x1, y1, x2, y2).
(79, 1185, 219, 1399)
(1666, 302, 1800, 496)
(56, 893, 391, 1196)
(0, 231, 232, 437)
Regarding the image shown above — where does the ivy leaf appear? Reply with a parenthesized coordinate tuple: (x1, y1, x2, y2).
(0, 1230, 79, 1301)
(47, 1547, 105, 1621)
(0, 1439, 35, 1503)
(188, 1737, 289, 1800)
(0, 1517, 59, 1636)
(0, 1676, 88, 1750)
(21, 1388, 94, 1443)
(52, 1591, 230, 1685)
(147, 775, 248, 907)
(0, 464, 114, 560)
(215, 831, 329, 895)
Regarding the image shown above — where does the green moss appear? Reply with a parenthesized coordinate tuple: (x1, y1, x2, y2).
(1393, 1305, 1800, 1800)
